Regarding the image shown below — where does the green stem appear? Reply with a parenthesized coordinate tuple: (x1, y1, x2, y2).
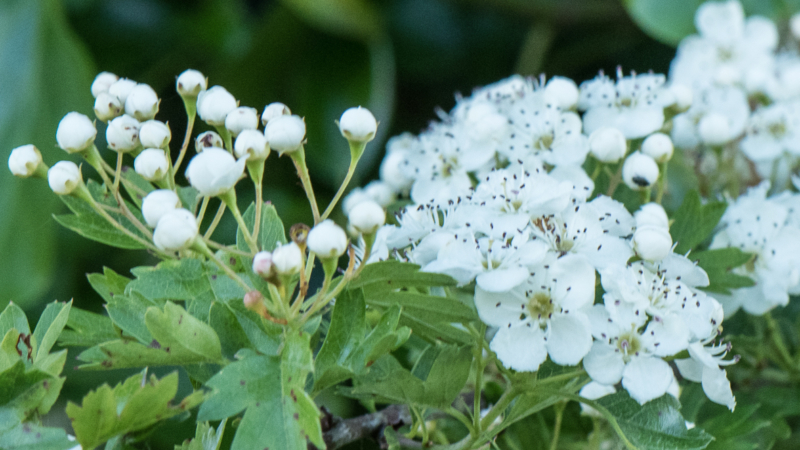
(289, 146, 320, 223)
(472, 324, 487, 434)
(320, 159, 358, 222)
(192, 239, 251, 292)
(203, 201, 227, 240)
(251, 162, 265, 241)
(480, 387, 518, 431)
(202, 238, 252, 256)
(590, 161, 603, 181)
(220, 189, 258, 253)
(765, 312, 797, 373)
(445, 407, 476, 437)
(216, 126, 234, 154)
(82, 145, 114, 188)
(112, 151, 123, 193)
(655, 160, 668, 204)
(605, 162, 624, 198)
(549, 401, 566, 450)
(173, 111, 196, 177)
(196, 196, 210, 225)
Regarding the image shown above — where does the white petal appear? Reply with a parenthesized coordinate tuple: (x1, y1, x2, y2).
(579, 381, 616, 417)
(646, 315, 690, 357)
(702, 366, 736, 411)
(546, 313, 593, 365)
(580, 235, 634, 271)
(583, 342, 625, 385)
(490, 325, 547, 372)
(477, 267, 530, 292)
(550, 254, 596, 310)
(474, 286, 527, 327)
(675, 358, 703, 383)
(622, 356, 673, 404)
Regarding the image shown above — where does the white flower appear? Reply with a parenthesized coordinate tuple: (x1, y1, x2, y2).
(197, 86, 238, 126)
(56, 112, 97, 153)
(379, 133, 415, 192)
(740, 102, 800, 169)
(273, 242, 303, 275)
(134, 149, 169, 181)
(265, 115, 306, 154)
(195, 131, 224, 153)
(234, 129, 269, 161)
(475, 254, 596, 371)
(588, 127, 627, 163)
(578, 382, 616, 417)
(176, 69, 207, 97)
(252, 251, 274, 277)
(108, 78, 137, 104)
(635, 203, 669, 229)
(48, 161, 82, 195)
(698, 113, 732, 146)
(348, 200, 386, 234)
(106, 114, 141, 152)
(670, 84, 693, 111)
(185, 147, 246, 197)
(633, 226, 673, 262)
(94, 92, 122, 122)
(307, 220, 348, 259)
(641, 132, 673, 162)
(792, 13, 800, 40)
(139, 120, 171, 149)
(124, 83, 160, 121)
(225, 106, 259, 137)
(153, 208, 198, 251)
(675, 339, 737, 411)
(544, 76, 579, 110)
(91, 71, 119, 98)
(8, 144, 42, 178)
(339, 106, 378, 142)
(622, 152, 658, 190)
(142, 189, 181, 227)
(261, 102, 291, 126)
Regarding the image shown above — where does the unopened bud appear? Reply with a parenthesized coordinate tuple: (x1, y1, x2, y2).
(670, 84, 693, 111)
(243, 291, 265, 310)
(348, 200, 386, 235)
(698, 113, 732, 146)
(91, 71, 119, 98)
(153, 208, 198, 251)
(641, 133, 673, 163)
(176, 69, 207, 98)
(635, 203, 669, 229)
(124, 83, 160, 121)
(56, 112, 97, 153)
(272, 242, 303, 275)
(252, 251, 274, 277)
(622, 152, 659, 191)
(8, 145, 43, 178)
(633, 226, 673, 261)
(94, 92, 123, 122)
(364, 181, 396, 207)
(195, 131, 224, 153)
(134, 148, 169, 181)
(307, 220, 348, 259)
(339, 107, 378, 143)
(48, 161, 82, 195)
(261, 102, 291, 126)
(138, 121, 171, 150)
(265, 115, 306, 154)
(142, 189, 181, 227)
(185, 147, 246, 197)
(107, 78, 137, 104)
(544, 77, 579, 109)
(225, 106, 259, 137)
(234, 129, 270, 161)
(197, 86, 238, 126)
(106, 114, 141, 152)
(589, 127, 627, 163)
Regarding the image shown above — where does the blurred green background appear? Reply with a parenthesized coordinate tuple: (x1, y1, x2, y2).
(2, 0, 798, 446)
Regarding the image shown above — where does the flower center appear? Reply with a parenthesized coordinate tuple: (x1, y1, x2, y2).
(527, 292, 556, 324)
(616, 330, 642, 361)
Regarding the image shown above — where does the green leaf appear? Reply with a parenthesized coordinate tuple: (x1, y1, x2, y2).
(0, 360, 62, 430)
(105, 291, 159, 345)
(596, 391, 714, 450)
(701, 404, 769, 450)
(236, 202, 287, 252)
(58, 307, 119, 348)
(31, 301, 70, 363)
(278, 0, 382, 41)
(622, 0, 702, 46)
(670, 191, 727, 254)
(690, 248, 756, 294)
(144, 302, 224, 364)
(87, 267, 131, 303)
(76, 340, 219, 370)
(174, 420, 226, 450)
(314, 289, 411, 393)
(198, 329, 323, 450)
(208, 302, 252, 360)
(226, 301, 282, 356)
(66, 371, 204, 449)
(0, 303, 29, 336)
(177, 186, 202, 215)
(349, 261, 457, 294)
(119, 167, 155, 209)
(0, 422, 75, 450)
(397, 311, 473, 345)
(365, 291, 477, 323)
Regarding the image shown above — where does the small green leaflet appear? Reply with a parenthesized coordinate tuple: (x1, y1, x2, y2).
(236, 202, 287, 252)
(690, 248, 755, 294)
(174, 420, 226, 450)
(0, 423, 75, 450)
(670, 190, 727, 255)
(349, 261, 457, 294)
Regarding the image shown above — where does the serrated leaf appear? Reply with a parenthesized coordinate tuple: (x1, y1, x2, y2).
(365, 291, 477, 323)
(225, 301, 282, 356)
(0, 303, 30, 337)
(76, 340, 219, 370)
(349, 261, 457, 294)
(689, 248, 755, 294)
(31, 301, 70, 363)
(596, 391, 714, 450)
(66, 371, 203, 449)
(701, 404, 769, 450)
(174, 420, 226, 450)
(397, 311, 473, 345)
(119, 167, 154, 209)
(105, 292, 159, 345)
(236, 202, 287, 252)
(58, 307, 119, 348)
(0, 360, 61, 430)
(87, 267, 131, 303)
(0, 422, 75, 450)
(670, 191, 727, 254)
(144, 302, 224, 364)
(208, 302, 252, 360)
(198, 329, 323, 450)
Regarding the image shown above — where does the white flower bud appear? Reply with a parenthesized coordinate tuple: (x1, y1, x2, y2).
(698, 113, 732, 146)
(195, 131, 224, 153)
(8, 145, 42, 178)
(107, 78, 137, 105)
(134, 149, 169, 181)
(635, 203, 669, 229)
(265, 115, 306, 154)
(633, 225, 673, 261)
(106, 114, 141, 152)
(94, 92, 123, 122)
(261, 102, 291, 126)
(139, 120, 172, 149)
(364, 180, 395, 207)
(56, 112, 97, 153)
(153, 208, 198, 251)
(544, 76, 579, 109)
(124, 83, 160, 121)
(225, 106, 259, 137)
(622, 152, 659, 191)
(272, 242, 303, 275)
(342, 188, 372, 215)
(185, 147, 246, 197)
(91, 72, 119, 98)
(641, 132, 673, 163)
(339, 107, 378, 143)
(48, 161, 82, 195)
(380, 141, 413, 191)
(669, 84, 693, 111)
(589, 127, 627, 163)
(252, 251, 274, 277)
(197, 86, 238, 126)
(176, 69, 207, 97)
(348, 200, 385, 235)
(791, 13, 800, 40)
(142, 189, 181, 227)
(234, 129, 269, 161)
(307, 220, 348, 259)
